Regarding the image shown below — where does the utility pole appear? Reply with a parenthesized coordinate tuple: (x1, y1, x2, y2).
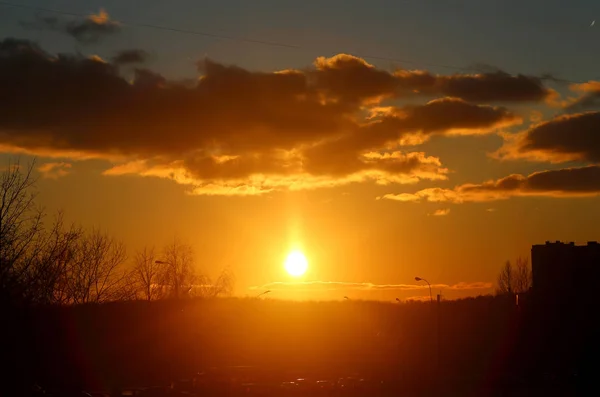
(436, 293, 441, 381)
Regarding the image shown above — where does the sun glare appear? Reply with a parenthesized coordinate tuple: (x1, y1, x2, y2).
(284, 250, 308, 277)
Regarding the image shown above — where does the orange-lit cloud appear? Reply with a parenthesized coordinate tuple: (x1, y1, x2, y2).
(494, 111, 600, 163)
(0, 39, 531, 195)
(382, 165, 600, 203)
(404, 295, 433, 302)
(249, 280, 493, 292)
(37, 162, 72, 179)
(429, 208, 450, 216)
(564, 80, 600, 111)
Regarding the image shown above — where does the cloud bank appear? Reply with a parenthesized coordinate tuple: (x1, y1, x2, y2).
(0, 39, 534, 195)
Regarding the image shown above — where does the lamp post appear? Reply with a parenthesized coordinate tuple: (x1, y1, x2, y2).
(415, 277, 433, 303)
(415, 276, 441, 383)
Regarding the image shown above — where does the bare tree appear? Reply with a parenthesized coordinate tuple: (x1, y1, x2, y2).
(62, 229, 128, 304)
(514, 257, 532, 294)
(192, 267, 235, 298)
(497, 260, 514, 295)
(23, 212, 83, 304)
(159, 238, 196, 299)
(131, 246, 164, 301)
(0, 159, 45, 302)
(496, 256, 532, 295)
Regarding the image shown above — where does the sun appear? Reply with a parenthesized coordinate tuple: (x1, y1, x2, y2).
(284, 250, 308, 277)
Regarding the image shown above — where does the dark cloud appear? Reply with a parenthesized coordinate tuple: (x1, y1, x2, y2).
(132, 68, 167, 88)
(494, 111, 600, 163)
(305, 54, 555, 104)
(20, 10, 120, 44)
(303, 98, 519, 175)
(382, 165, 600, 203)
(112, 49, 148, 65)
(0, 38, 527, 195)
(435, 71, 554, 103)
(310, 54, 401, 105)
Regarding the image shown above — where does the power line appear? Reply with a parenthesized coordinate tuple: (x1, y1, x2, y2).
(0, 1, 302, 49)
(0, 0, 588, 83)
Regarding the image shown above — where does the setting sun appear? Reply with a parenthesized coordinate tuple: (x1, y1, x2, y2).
(284, 250, 308, 277)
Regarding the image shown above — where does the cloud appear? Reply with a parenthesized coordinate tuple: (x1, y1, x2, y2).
(249, 280, 493, 292)
(37, 162, 72, 179)
(309, 54, 555, 104)
(384, 165, 600, 203)
(563, 81, 600, 111)
(302, 98, 520, 172)
(112, 49, 148, 65)
(494, 111, 600, 163)
(405, 295, 434, 302)
(430, 208, 450, 216)
(21, 9, 120, 44)
(433, 71, 557, 104)
(0, 39, 527, 195)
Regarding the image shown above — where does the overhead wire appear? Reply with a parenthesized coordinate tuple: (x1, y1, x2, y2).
(0, 0, 590, 83)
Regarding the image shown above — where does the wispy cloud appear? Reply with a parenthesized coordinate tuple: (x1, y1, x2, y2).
(429, 208, 450, 216)
(404, 295, 433, 302)
(249, 280, 492, 292)
(37, 162, 72, 179)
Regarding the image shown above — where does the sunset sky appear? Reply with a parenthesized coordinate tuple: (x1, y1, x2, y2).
(2, 0, 600, 301)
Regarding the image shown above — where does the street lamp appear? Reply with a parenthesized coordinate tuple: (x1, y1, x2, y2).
(415, 276, 433, 303)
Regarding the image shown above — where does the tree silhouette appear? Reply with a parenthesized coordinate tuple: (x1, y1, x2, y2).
(1, 157, 234, 306)
(160, 238, 196, 299)
(60, 229, 129, 304)
(0, 159, 43, 303)
(131, 246, 163, 301)
(496, 257, 531, 295)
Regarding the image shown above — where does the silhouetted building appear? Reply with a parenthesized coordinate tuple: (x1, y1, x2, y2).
(531, 241, 600, 301)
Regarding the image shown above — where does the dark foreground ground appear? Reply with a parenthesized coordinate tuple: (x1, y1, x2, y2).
(3, 294, 599, 396)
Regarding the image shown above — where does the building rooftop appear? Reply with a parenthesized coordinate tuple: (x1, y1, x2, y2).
(534, 241, 599, 247)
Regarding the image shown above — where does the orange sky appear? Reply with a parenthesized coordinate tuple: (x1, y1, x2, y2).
(2, 4, 600, 301)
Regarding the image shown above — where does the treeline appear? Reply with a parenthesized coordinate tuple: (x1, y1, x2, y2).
(0, 160, 233, 307)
